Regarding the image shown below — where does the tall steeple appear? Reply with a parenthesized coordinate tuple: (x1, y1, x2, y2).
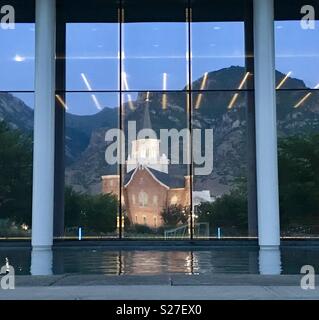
(142, 100, 152, 130)
(126, 94, 169, 173)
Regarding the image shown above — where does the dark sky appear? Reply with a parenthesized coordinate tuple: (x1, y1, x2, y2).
(0, 20, 318, 115)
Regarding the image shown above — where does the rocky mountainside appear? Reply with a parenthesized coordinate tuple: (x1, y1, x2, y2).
(0, 93, 33, 131)
(1, 66, 319, 196)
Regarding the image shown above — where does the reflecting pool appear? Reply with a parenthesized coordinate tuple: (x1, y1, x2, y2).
(0, 246, 318, 276)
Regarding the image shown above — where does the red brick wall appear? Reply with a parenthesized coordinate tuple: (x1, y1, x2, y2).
(124, 168, 169, 228)
(102, 171, 190, 228)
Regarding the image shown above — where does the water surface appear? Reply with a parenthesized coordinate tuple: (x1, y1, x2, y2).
(0, 246, 318, 275)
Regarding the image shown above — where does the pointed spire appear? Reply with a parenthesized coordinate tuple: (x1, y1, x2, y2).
(143, 100, 152, 130)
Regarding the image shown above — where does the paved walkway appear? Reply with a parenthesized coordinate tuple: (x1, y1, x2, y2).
(0, 275, 318, 300)
(1, 285, 319, 300)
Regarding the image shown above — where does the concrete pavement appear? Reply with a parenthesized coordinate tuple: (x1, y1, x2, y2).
(0, 274, 318, 300)
(1, 285, 319, 300)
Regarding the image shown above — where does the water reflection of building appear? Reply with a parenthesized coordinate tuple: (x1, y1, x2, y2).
(121, 251, 197, 275)
(102, 102, 212, 228)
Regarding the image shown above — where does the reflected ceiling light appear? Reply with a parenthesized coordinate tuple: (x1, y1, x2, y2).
(293, 92, 312, 109)
(195, 94, 203, 109)
(126, 94, 135, 110)
(227, 93, 239, 110)
(276, 71, 292, 89)
(162, 94, 167, 110)
(146, 91, 150, 102)
(81, 73, 93, 91)
(238, 72, 250, 90)
(213, 26, 221, 30)
(81, 73, 102, 110)
(227, 72, 250, 110)
(91, 94, 102, 110)
(13, 54, 26, 62)
(293, 83, 319, 109)
(162, 73, 168, 91)
(122, 72, 129, 90)
(195, 72, 209, 109)
(200, 72, 209, 90)
(162, 73, 168, 110)
(55, 94, 68, 110)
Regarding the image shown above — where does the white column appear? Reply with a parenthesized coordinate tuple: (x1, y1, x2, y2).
(32, 0, 56, 250)
(31, 247, 53, 276)
(259, 246, 281, 275)
(253, 0, 280, 247)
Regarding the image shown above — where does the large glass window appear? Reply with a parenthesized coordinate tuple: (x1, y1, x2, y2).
(191, 0, 254, 238)
(2, 0, 318, 241)
(275, 2, 319, 237)
(121, 0, 190, 238)
(121, 91, 190, 238)
(64, 4, 120, 238)
(0, 1, 35, 238)
(62, 0, 254, 240)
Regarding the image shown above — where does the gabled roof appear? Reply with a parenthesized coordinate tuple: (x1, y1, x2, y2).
(123, 169, 135, 186)
(124, 166, 186, 189)
(148, 168, 185, 189)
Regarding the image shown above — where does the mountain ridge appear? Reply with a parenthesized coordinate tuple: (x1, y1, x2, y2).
(1, 66, 318, 195)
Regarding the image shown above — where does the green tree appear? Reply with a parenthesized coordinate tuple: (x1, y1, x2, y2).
(81, 193, 118, 233)
(161, 205, 189, 227)
(278, 134, 319, 231)
(195, 134, 319, 236)
(0, 121, 32, 226)
(64, 186, 83, 228)
(65, 186, 118, 234)
(197, 190, 248, 233)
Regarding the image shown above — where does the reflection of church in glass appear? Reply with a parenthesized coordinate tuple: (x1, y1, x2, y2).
(102, 102, 211, 228)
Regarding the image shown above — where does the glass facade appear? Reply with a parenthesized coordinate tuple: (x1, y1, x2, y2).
(1, 0, 318, 240)
(59, 0, 255, 239)
(0, 0, 35, 238)
(275, 3, 319, 237)
(64, 4, 120, 237)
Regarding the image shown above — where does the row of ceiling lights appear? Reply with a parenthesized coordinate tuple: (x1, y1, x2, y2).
(55, 71, 319, 111)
